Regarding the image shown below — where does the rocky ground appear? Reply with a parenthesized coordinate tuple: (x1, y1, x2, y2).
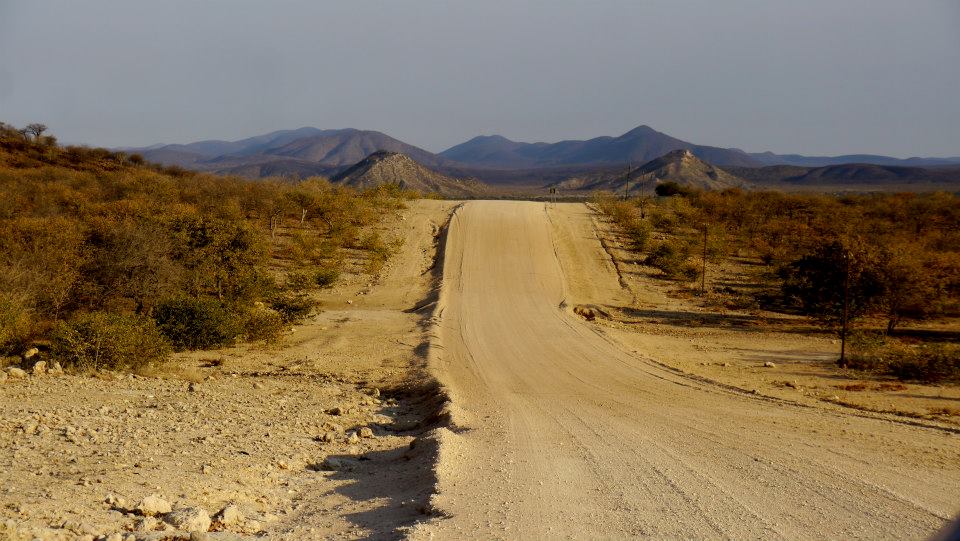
(0, 200, 457, 541)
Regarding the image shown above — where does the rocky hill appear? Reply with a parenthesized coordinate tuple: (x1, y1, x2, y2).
(553, 149, 747, 193)
(331, 151, 486, 197)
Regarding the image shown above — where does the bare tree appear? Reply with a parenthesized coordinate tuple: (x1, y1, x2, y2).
(25, 123, 48, 141)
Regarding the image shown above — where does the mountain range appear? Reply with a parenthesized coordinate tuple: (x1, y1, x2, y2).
(124, 124, 960, 185)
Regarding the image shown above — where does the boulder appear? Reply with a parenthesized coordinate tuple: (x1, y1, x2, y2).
(6, 367, 26, 379)
(164, 507, 211, 533)
(32, 360, 47, 375)
(137, 494, 171, 516)
(216, 504, 243, 526)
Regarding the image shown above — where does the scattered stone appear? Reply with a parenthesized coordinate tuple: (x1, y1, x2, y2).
(49, 361, 63, 374)
(763, 362, 776, 368)
(216, 504, 243, 526)
(320, 431, 336, 442)
(137, 494, 171, 516)
(190, 532, 210, 541)
(721, 362, 730, 367)
(135, 516, 159, 531)
(253, 382, 265, 390)
(21, 347, 39, 361)
(201, 464, 212, 474)
(164, 507, 211, 533)
(327, 406, 343, 416)
(358, 427, 374, 439)
(188, 382, 199, 392)
(0, 371, 6, 382)
(369, 387, 381, 397)
(315, 457, 357, 472)
(6, 367, 26, 379)
(106, 533, 123, 541)
(32, 360, 47, 375)
(345, 431, 360, 444)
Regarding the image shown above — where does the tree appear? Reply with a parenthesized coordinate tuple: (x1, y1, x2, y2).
(781, 238, 884, 364)
(25, 123, 48, 141)
(877, 243, 960, 333)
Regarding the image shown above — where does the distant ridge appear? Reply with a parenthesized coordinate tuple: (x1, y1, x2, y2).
(121, 125, 960, 183)
(440, 125, 760, 168)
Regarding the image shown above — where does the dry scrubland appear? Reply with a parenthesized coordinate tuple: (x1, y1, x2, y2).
(2, 123, 960, 539)
(0, 125, 455, 540)
(592, 188, 960, 422)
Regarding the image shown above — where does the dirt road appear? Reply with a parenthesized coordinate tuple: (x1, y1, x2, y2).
(413, 201, 959, 540)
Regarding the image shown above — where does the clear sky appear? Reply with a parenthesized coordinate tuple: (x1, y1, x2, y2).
(1, 0, 958, 157)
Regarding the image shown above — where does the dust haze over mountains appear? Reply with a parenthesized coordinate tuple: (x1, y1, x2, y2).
(2, 1, 959, 159)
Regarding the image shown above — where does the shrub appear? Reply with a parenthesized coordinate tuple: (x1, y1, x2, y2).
(622, 218, 652, 251)
(243, 309, 286, 344)
(153, 296, 240, 350)
(655, 182, 692, 197)
(51, 311, 170, 370)
(0, 292, 32, 352)
(848, 340, 960, 383)
(284, 271, 313, 293)
(645, 240, 699, 280)
(314, 265, 341, 288)
(269, 293, 315, 323)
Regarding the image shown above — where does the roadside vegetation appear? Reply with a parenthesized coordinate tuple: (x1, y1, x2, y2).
(594, 187, 960, 383)
(0, 122, 408, 370)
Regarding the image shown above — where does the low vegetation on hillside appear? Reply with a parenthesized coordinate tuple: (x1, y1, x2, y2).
(595, 188, 960, 382)
(0, 122, 408, 369)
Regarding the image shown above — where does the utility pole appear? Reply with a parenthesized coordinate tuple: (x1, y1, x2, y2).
(839, 250, 851, 367)
(701, 224, 708, 294)
(623, 163, 631, 200)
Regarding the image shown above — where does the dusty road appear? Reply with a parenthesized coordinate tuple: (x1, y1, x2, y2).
(413, 201, 960, 540)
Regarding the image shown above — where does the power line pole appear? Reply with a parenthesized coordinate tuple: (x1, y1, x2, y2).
(701, 223, 708, 294)
(839, 250, 851, 367)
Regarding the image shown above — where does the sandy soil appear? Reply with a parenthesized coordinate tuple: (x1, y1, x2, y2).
(0, 200, 457, 541)
(411, 200, 960, 539)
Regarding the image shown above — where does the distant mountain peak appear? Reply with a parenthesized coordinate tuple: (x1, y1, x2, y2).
(331, 151, 485, 197)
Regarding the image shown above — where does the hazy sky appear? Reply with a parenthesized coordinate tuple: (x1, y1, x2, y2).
(1, 0, 958, 156)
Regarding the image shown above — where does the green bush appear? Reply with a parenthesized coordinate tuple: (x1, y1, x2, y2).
(654, 181, 692, 197)
(284, 271, 313, 293)
(314, 263, 341, 288)
(51, 312, 170, 370)
(847, 339, 960, 383)
(269, 293, 315, 323)
(153, 296, 240, 350)
(645, 240, 699, 280)
(243, 309, 286, 345)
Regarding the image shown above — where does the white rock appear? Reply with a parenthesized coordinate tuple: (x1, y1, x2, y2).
(763, 361, 776, 368)
(106, 533, 123, 541)
(6, 367, 26, 379)
(358, 427, 374, 439)
(164, 507, 211, 533)
(22, 347, 39, 360)
(31, 360, 47, 375)
(49, 361, 63, 374)
(346, 431, 360, 444)
(216, 504, 243, 526)
(136, 494, 171, 516)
